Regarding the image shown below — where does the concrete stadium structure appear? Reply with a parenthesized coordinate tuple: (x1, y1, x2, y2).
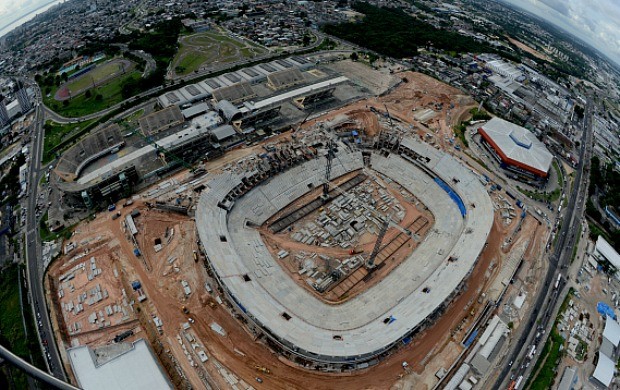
(54, 69, 350, 208)
(196, 135, 494, 369)
(478, 117, 553, 180)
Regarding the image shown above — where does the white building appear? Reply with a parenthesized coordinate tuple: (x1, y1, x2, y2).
(600, 316, 620, 358)
(592, 352, 615, 388)
(593, 236, 620, 273)
(67, 339, 172, 390)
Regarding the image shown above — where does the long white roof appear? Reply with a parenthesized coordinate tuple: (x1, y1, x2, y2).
(479, 117, 552, 175)
(593, 351, 615, 387)
(248, 76, 348, 110)
(603, 316, 620, 347)
(596, 235, 620, 269)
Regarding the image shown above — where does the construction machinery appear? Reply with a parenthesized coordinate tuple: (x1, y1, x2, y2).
(322, 140, 335, 200)
(321, 134, 417, 269)
(254, 365, 271, 374)
(348, 247, 363, 255)
(292, 112, 311, 136)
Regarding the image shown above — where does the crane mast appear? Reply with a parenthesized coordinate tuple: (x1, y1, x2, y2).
(322, 140, 335, 200)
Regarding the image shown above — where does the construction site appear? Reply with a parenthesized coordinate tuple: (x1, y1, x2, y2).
(45, 64, 550, 390)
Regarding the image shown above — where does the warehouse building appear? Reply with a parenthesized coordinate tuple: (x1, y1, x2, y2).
(478, 117, 553, 180)
(67, 339, 172, 390)
(592, 235, 620, 275)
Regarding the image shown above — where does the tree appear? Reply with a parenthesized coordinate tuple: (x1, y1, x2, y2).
(350, 52, 359, 61)
(302, 34, 311, 47)
(84, 89, 92, 99)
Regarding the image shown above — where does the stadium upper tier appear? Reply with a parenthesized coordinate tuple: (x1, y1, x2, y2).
(196, 137, 493, 363)
(55, 124, 124, 183)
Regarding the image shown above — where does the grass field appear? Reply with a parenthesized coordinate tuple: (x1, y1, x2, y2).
(173, 30, 267, 76)
(64, 60, 131, 93)
(0, 265, 30, 388)
(43, 118, 97, 163)
(43, 70, 141, 118)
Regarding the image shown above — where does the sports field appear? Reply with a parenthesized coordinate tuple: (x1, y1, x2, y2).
(55, 59, 134, 101)
(173, 30, 267, 76)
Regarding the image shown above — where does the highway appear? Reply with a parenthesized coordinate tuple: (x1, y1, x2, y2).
(23, 81, 67, 381)
(493, 98, 593, 389)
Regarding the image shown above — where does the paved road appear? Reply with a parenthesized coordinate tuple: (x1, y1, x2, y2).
(24, 81, 67, 381)
(493, 98, 593, 389)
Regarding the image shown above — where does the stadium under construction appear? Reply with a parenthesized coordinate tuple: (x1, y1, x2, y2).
(53, 58, 361, 208)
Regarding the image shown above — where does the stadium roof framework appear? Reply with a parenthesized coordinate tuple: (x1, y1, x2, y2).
(211, 82, 257, 104)
(67, 339, 172, 390)
(478, 117, 553, 178)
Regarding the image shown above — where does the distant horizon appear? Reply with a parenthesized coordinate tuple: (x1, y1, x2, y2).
(498, 0, 620, 67)
(1, 0, 618, 69)
(0, 0, 69, 39)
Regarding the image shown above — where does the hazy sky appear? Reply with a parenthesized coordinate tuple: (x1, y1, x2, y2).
(0, 0, 67, 35)
(500, 0, 620, 65)
(0, 0, 49, 26)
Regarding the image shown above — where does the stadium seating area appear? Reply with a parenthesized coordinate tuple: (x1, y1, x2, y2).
(55, 124, 124, 182)
(212, 82, 257, 104)
(266, 68, 305, 90)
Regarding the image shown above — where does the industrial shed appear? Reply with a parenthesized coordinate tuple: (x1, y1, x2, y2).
(67, 339, 172, 390)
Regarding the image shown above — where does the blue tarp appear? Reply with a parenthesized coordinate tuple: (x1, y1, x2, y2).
(597, 302, 617, 320)
(434, 177, 467, 217)
(464, 329, 478, 347)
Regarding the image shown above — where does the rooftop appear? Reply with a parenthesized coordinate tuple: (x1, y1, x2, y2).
(479, 117, 553, 176)
(603, 316, 620, 347)
(595, 235, 620, 269)
(592, 351, 615, 387)
(67, 339, 172, 390)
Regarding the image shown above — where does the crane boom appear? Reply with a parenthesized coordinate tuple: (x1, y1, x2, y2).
(322, 140, 335, 199)
(367, 219, 389, 268)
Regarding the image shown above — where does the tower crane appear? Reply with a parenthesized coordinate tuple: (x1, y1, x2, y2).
(322, 140, 335, 200)
(321, 154, 416, 269)
(320, 131, 418, 269)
